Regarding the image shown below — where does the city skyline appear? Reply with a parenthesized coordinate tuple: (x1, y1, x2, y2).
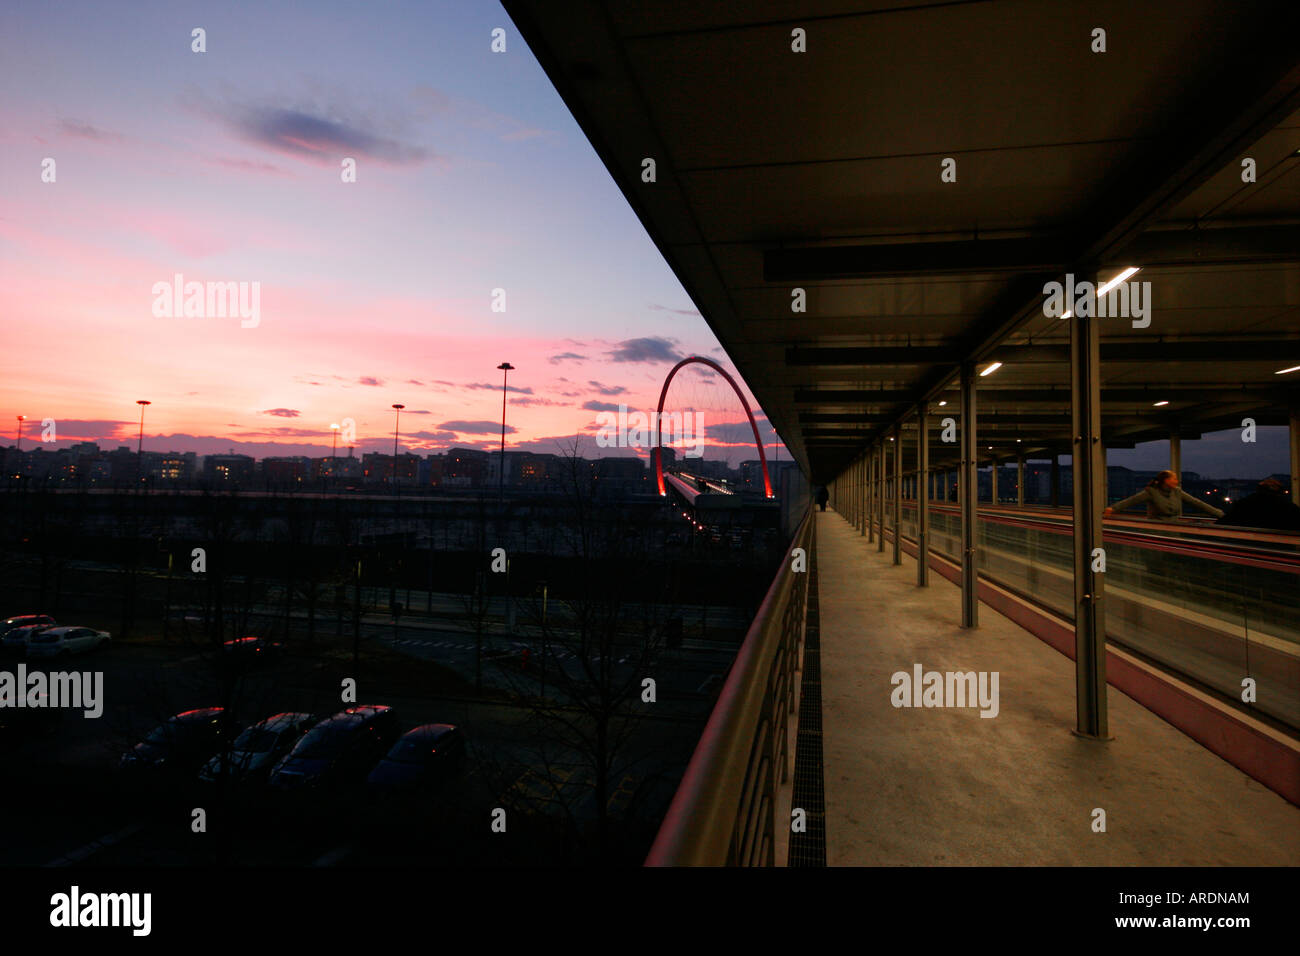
(0, 0, 784, 470)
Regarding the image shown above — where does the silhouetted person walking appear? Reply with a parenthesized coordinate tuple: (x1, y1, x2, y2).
(816, 485, 829, 512)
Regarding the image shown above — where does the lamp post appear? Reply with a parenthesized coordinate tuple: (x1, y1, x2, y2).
(329, 423, 340, 487)
(15, 415, 25, 451)
(496, 362, 514, 508)
(391, 404, 404, 492)
(135, 400, 151, 483)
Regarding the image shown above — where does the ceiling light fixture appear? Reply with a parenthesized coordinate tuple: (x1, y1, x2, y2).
(980, 362, 1002, 377)
(1060, 266, 1141, 320)
(1275, 365, 1300, 375)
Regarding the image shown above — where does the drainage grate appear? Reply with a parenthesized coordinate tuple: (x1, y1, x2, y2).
(788, 541, 826, 867)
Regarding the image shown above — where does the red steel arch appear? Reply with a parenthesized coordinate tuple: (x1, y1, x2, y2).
(654, 356, 772, 498)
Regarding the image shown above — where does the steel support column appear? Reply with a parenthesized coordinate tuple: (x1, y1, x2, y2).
(860, 454, 867, 534)
(1290, 407, 1300, 503)
(877, 443, 885, 553)
(1050, 453, 1061, 508)
(990, 457, 999, 505)
(850, 456, 856, 526)
(1169, 429, 1182, 484)
(857, 455, 863, 533)
(867, 449, 875, 542)
(1070, 294, 1109, 740)
(892, 427, 902, 566)
(1016, 455, 1025, 507)
(959, 362, 978, 628)
(916, 405, 929, 587)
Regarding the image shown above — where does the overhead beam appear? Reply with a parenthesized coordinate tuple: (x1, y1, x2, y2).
(787, 346, 961, 366)
(763, 224, 1300, 281)
(791, 340, 1300, 368)
(765, 236, 1073, 281)
(797, 387, 1296, 406)
(994, 340, 1300, 364)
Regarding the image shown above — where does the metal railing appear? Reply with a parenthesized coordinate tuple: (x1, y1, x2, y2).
(645, 506, 814, 865)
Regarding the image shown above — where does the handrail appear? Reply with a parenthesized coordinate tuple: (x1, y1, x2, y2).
(645, 505, 814, 866)
(908, 499, 1300, 571)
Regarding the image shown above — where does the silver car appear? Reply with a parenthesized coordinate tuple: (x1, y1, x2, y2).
(25, 626, 111, 659)
(199, 712, 317, 785)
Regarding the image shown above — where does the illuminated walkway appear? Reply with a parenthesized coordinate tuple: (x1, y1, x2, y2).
(815, 509, 1300, 866)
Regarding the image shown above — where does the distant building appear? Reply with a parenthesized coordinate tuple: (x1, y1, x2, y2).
(262, 456, 312, 485)
(146, 451, 196, 482)
(418, 454, 444, 487)
(361, 452, 419, 485)
(652, 446, 677, 475)
(203, 454, 256, 484)
(319, 453, 362, 481)
(107, 447, 137, 483)
(594, 456, 648, 499)
(596, 457, 645, 480)
(444, 448, 488, 487)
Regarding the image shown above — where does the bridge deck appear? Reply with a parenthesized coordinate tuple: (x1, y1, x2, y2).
(814, 509, 1300, 865)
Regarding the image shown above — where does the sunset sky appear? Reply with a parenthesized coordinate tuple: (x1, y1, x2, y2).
(1, 1, 1285, 479)
(0, 0, 784, 466)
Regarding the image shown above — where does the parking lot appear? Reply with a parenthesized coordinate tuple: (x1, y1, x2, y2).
(0, 618, 717, 866)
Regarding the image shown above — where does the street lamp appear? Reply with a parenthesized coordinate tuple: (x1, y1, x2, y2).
(135, 400, 151, 483)
(15, 415, 25, 451)
(497, 362, 514, 507)
(329, 423, 340, 488)
(391, 404, 404, 492)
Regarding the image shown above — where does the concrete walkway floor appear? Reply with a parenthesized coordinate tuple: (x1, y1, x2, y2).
(815, 509, 1300, 866)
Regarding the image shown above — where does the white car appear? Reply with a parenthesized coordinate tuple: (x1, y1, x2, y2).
(25, 626, 111, 659)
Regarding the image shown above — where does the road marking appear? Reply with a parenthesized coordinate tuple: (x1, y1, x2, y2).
(44, 821, 146, 867)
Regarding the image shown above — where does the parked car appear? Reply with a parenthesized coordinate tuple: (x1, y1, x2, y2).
(220, 636, 283, 671)
(199, 712, 316, 786)
(268, 705, 399, 791)
(1, 614, 55, 637)
(366, 724, 466, 793)
(1, 624, 53, 657)
(121, 707, 235, 774)
(25, 626, 111, 659)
